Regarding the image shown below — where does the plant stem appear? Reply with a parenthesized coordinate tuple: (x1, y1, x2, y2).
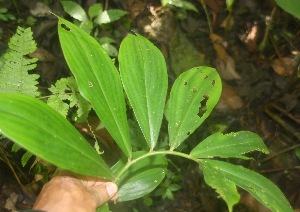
(200, 0, 213, 34)
(114, 150, 201, 184)
(259, 6, 277, 54)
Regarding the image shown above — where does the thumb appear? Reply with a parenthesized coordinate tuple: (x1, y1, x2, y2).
(94, 182, 118, 206)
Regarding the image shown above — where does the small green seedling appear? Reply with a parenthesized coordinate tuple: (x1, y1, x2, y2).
(61, 1, 127, 57)
(0, 17, 293, 212)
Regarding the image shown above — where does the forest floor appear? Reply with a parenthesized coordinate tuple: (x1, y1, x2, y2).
(0, 0, 299, 211)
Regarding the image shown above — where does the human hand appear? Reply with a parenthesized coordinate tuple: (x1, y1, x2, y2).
(33, 175, 118, 212)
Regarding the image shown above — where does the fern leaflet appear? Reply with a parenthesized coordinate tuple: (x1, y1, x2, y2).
(0, 26, 39, 97)
(47, 77, 91, 121)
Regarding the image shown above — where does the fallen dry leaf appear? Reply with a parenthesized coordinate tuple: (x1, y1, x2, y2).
(210, 33, 241, 80)
(271, 57, 297, 76)
(5, 192, 18, 211)
(216, 81, 244, 110)
(239, 23, 260, 52)
(29, 47, 55, 62)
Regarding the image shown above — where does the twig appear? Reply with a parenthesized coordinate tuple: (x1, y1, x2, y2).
(261, 143, 300, 163)
(260, 6, 277, 54)
(199, 0, 213, 34)
(260, 166, 300, 174)
(264, 107, 300, 140)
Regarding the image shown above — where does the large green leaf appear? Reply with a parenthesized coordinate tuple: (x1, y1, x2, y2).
(119, 34, 168, 150)
(0, 94, 113, 179)
(94, 9, 127, 25)
(57, 17, 132, 158)
(274, 0, 300, 19)
(190, 131, 269, 159)
(61, 1, 88, 22)
(168, 67, 221, 150)
(112, 151, 168, 201)
(200, 160, 293, 212)
(200, 160, 240, 211)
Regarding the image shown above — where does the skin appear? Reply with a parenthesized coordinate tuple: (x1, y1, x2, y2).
(33, 176, 118, 212)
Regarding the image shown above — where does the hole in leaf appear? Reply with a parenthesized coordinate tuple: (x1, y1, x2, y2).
(187, 131, 191, 136)
(204, 75, 208, 80)
(184, 81, 188, 86)
(61, 24, 71, 31)
(198, 94, 209, 117)
(212, 80, 215, 86)
(246, 185, 255, 191)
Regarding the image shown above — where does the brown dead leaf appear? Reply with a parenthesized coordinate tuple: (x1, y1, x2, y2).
(210, 33, 241, 80)
(124, 0, 147, 18)
(139, 6, 176, 43)
(5, 192, 18, 211)
(29, 47, 55, 62)
(271, 57, 297, 76)
(216, 81, 244, 110)
(239, 24, 260, 52)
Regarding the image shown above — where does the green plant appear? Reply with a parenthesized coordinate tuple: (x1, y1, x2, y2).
(60, 1, 127, 57)
(274, 0, 300, 19)
(46, 76, 91, 121)
(161, 0, 198, 12)
(0, 4, 16, 21)
(0, 26, 41, 169)
(61, 1, 127, 56)
(0, 17, 293, 211)
(161, 0, 198, 19)
(0, 26, 39, 97)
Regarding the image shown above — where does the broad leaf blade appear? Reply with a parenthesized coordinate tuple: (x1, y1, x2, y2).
(274, 0, 300, 19)
(61, 1, 88, 22)
(58, 17, 132, 157)
(95, 9, 127, 25)
(190, 131, 269, 159)
(168, 67, 221, 150)
(200, 160, 239, 211)
(119, 34, 168, 149)
(0, 94, 113, 179)
(112, 151, 167, 201)
(200, 160, 292, 212)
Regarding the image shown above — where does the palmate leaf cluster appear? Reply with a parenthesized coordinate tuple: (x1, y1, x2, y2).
(0, 17, 293, 212)
(0, 27, 39, 97)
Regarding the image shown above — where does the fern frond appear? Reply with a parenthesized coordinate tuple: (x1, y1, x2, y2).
(47, 77, 91, 121)
(11, 143, 34, 167)
(0, 26, 40, 97)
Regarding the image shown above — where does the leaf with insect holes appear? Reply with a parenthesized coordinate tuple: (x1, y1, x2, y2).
(200, 160, 293, 212)
(57, 17, 132, 158)
(167, 67, 221, 150)
(190, 131, 269, 159)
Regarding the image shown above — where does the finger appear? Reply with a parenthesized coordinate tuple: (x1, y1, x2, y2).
(93, 182, 118, 206)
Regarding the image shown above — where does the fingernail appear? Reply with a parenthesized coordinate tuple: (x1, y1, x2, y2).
(106, 183, 118, 198)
